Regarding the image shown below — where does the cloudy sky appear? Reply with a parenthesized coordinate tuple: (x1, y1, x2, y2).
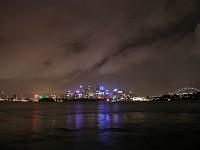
(0, 0, 200, 97)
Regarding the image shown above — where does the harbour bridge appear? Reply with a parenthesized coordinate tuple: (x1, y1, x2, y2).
(173, 87, 200, 95)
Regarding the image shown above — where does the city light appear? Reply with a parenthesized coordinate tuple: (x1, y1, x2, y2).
(0, 86, 200, 102)
(114, 89, 118, 92)
(100, 86, 104, 90)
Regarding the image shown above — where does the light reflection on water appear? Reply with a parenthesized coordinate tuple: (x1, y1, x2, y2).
(62, 102, 145, 130)
(0, 101, 200, 149)
(32, 109, 43, 134)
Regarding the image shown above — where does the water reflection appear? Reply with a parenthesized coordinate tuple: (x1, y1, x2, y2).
(75, 114, 83, 129)
(64, 102, 145, 130)
(97, 102, 119, 129)
(1, 102, 200, 149)
(63, 102, 146, 145)
(66, 103, 83, 129)
(32, 109, 42, 134)
(114, 113, 120, 124)
(98, 113, 120, 129)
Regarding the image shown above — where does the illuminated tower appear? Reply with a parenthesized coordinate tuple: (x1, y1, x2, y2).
(80, 85, 83, 99)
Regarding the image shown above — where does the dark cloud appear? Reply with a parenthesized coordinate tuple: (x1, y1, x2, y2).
(0, 0, 200, 97)
(62, 36, 90, 57)
(42, 58, 53, 67)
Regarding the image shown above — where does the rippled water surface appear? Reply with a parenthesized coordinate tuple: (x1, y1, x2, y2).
(0, 101, 200, 149)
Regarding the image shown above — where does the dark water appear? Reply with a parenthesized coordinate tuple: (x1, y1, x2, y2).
(0, 101, 200, 150)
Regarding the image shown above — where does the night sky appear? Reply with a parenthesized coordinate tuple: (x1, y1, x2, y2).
(0, 0, 200, 97)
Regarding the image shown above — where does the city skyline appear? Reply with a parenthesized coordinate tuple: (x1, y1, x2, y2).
(0, 0, 200, 97)
(1, 85, 199, 100)
(1, 85, 199, 102)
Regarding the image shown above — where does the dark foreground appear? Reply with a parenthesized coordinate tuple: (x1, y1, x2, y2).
(0, 101, 200, 150)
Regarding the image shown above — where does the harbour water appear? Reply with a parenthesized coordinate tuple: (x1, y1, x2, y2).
(0, 101, 200, 149)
